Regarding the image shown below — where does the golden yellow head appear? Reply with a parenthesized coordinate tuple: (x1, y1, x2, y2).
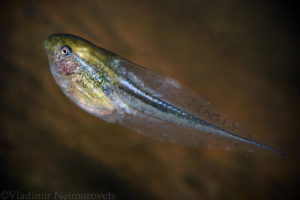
(43, 34, 117, 120)
(43, 34, 96, 56)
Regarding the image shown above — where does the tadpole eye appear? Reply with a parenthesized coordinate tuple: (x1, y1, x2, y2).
(60, 45, 72, 55)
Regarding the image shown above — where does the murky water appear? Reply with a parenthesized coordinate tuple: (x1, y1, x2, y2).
(1, 1, 299, 199)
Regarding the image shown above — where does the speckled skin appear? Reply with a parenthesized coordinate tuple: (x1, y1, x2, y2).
(43, 34, 283, 155)
(44, 34, 120, 121)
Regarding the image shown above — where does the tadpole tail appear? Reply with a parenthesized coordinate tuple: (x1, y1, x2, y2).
(202, 120, 287, 156)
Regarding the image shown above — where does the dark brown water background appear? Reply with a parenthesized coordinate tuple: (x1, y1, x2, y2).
(0, 0, 299, 199)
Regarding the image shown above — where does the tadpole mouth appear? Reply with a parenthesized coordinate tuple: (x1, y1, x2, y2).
(42, 40, 47, 49)
(42, 37, 52, 50)
(42, 35, 57, 52)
